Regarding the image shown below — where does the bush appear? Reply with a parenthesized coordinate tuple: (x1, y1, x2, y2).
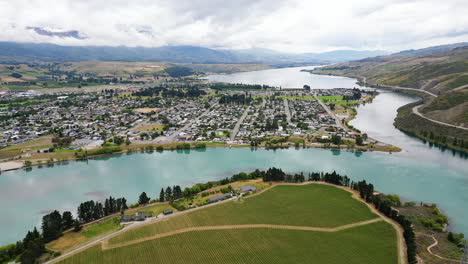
(87, 146, 122, 156)
(170, 200, 187, 211)
(193, 142, 206, 149)
(448, 232, 466, 246)
(176, 143, 191, 150)
(419, 218, 443, 232)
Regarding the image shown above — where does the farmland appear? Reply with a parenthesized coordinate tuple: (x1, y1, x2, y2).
(107, 184, 378, 246)
(57, 222, 396, 264)
(50, 183, 398, 264)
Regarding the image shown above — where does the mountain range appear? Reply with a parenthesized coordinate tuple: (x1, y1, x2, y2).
(0, 41, 389, 64)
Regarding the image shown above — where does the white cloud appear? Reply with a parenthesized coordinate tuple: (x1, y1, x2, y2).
(0, 0, 467, 52)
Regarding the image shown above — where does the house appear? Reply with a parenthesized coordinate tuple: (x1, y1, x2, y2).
(207, 193, 232, 203)
(121, 212, 147, 223)
(163, 209, 173, 215)
(239, 185, 257, 192)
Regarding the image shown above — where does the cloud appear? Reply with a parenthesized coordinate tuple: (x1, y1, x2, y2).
(0, 0, 467, 52)
(26, 26, 87, 39)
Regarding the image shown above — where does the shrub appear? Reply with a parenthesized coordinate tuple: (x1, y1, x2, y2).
(176, 143, 191, 150)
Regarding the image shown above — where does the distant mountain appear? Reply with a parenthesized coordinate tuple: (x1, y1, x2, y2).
(0, 41, 388, 64)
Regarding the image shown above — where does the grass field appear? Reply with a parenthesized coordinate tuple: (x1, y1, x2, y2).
(47, 217, 121, 253)
(318, 95, 343, 100)
(275, 95, 315, 100)
(58, 221, 396, 264)
(131, 124, 164, 132)
(108, 184, 378, 246)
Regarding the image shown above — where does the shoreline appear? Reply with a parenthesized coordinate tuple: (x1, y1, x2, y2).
(0, 142, 401, 174)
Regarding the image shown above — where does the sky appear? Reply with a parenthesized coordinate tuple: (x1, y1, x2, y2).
(0, 0, 467, 53)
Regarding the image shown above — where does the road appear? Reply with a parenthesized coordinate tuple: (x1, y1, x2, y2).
(45, 195, 239, 264)
(313, 94, 347, 131)
(360, 76, 468, 131)
(230, 106, 250, 141)
(360, 76, 437, 97)
(412, 105, 468, 131)
(283, 99, 292, 125)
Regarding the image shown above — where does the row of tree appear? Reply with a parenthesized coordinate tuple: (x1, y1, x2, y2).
(159, 186, 183, 202)
(77, 196, 127, 223)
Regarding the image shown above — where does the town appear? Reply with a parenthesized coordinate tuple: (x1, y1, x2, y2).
(0, 84, 384, 168)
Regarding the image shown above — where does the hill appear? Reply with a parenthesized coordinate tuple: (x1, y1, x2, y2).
(0, 42, 388, 64)
(314, 43, 468, 95)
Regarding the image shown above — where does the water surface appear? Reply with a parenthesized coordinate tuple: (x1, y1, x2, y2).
(202, 66, 366, 89)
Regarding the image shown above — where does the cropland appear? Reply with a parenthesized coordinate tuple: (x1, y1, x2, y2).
(54, 183, 398, 264)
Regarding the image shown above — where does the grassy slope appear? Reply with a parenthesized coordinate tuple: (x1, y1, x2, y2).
(58, 222, 396, 264)
(47, 217, 121, 253)
(394, 100, 468, 151)
(315, 46, 468, 94)
(108, 184, 377, 246)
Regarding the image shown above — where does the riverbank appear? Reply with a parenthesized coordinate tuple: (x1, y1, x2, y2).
(0, 138, 401, 173)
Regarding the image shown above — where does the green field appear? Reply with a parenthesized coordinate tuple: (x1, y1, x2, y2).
(82, 217, 121, 238)
(108, 184, 377, 246)
(275, 95, 315, 100)
(58, 222, 396, 264)
(54, 184, 397, 264)
(318, 95, 343, 100)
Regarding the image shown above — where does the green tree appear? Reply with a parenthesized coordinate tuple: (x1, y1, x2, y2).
(331, 135, 341, 145)
(165, 186, 173, 201)
(159, 188, 165, 202)
(62, 211, 74, 230)
(41, 210, 63, 242)
(355, 135, 363, 146)
(73, 220, 82, 232)
(138, 192, 150, 205)
(24, 160, 32, 168)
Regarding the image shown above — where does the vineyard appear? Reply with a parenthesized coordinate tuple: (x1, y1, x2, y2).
(55, 184, 398, 264)
(108, 184, 378, 246)
(58, 222, 396, 264)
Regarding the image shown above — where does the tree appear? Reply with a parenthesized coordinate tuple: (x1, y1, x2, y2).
(24, 160, 32, 168)
(165, 186, 173, 201)
(355, 135, 363, 146)
(73, 220, 82, 232)
(62, 211, 74, 230)
(41, 210, 63, 242)
(138, 192, 150, 205)
(303, 85, 311, 91)
(10, 73, 22, 78)
(159, 188, 165, 202)
(331, 135, 341, 145)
